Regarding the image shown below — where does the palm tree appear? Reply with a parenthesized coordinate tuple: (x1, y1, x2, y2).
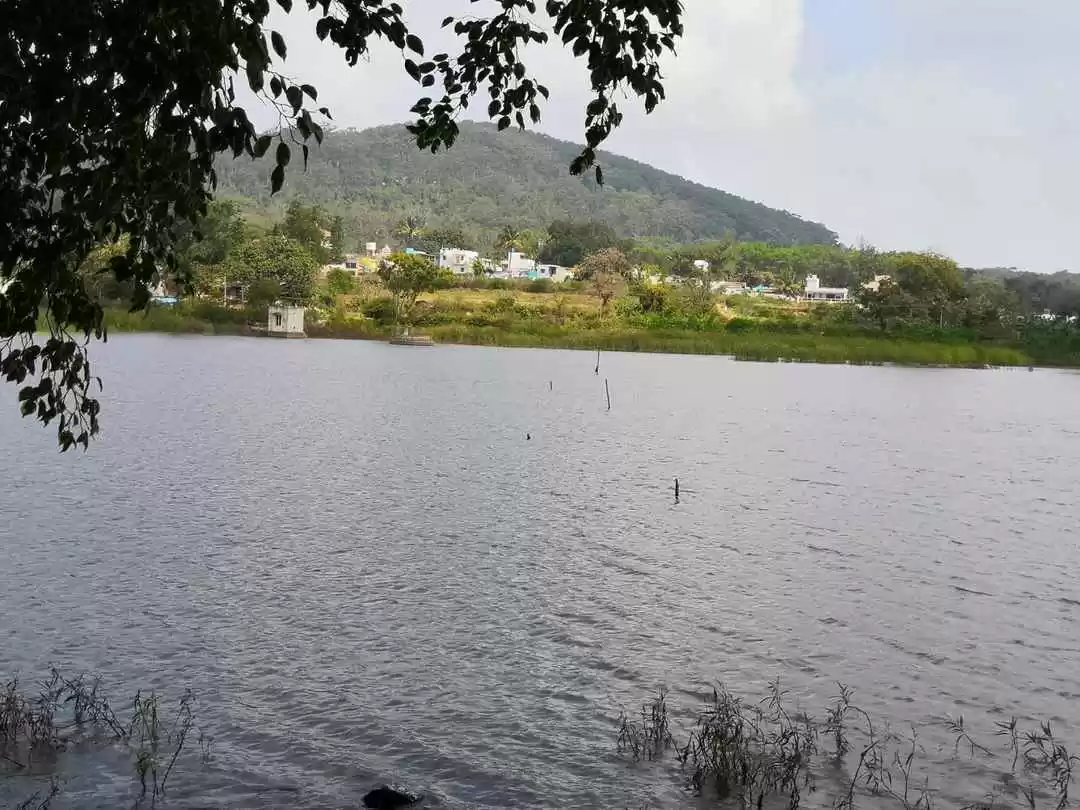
(495, 225, 523, 253)
(392, 215, 426, 246)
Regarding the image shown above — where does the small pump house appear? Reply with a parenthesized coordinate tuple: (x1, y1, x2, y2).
(267, 304, 306, 338)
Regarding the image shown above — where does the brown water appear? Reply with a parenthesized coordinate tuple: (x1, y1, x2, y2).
(1, 335, 1079, 808)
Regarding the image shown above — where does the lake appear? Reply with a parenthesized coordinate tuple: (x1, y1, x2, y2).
(2, 335, 1079, 808)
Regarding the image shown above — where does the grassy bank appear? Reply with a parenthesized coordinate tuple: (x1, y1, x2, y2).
(96, 292, 1055, 369)
(420, 323, 1030, 366)
(104, 302, 255, 336)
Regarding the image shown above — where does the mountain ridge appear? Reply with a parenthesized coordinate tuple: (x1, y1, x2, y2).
(215, 122, 838, 247)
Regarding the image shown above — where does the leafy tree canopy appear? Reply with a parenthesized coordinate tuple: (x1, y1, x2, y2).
(541, 221, 621, 267)
(378, 252, 451, 322)
(2, 0, 684, 449)
(276, 200, 342, 265)
(326, 268, 358, 298)
(227, 235, 319, 302)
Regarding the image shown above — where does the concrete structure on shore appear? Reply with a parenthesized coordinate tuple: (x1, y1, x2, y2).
(268, 304, 306, 338)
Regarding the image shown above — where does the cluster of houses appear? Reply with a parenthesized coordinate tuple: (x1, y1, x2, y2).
(639, 260, 858, 303)
(325, 242, 575, 284)
(327, 244, 868, 304)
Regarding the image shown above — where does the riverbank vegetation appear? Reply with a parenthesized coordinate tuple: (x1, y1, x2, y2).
(100, 282, 1071, 369)
(618, 682, 1077, 810)
(1, 670, 208, 808)
(6, 669, 1075, 809)
(78, 197, 1080, 369)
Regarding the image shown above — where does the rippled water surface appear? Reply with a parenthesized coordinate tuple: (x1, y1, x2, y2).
(2, 335, 1079, 808)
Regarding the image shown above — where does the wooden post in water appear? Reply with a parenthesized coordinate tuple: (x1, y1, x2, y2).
(595, 349, 600, 375)
(605, 378, 611, 411)
(674, 477, 680, 502)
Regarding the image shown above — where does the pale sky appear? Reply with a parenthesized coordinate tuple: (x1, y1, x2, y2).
(251, 0, 1080, 271)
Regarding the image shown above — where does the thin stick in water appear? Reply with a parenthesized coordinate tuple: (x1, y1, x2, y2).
(674, 477, 680, 502)
(595, 349, 600, 375)
(605, 378, 611, 411)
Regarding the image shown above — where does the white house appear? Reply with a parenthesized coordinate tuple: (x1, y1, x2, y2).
(438, 247, 480, 275)
(804, 274, 849, 303)
(502, 250, 536, 278)
(268, 304, 306, 338)
(532, 264, 574, 283)
(693, 259, 711, 272)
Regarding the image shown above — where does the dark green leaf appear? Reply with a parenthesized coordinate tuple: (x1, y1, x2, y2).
(270, 31, 287, 59)
(276, 141, 291, 167)
(285, 85, 303, 111)
(253, 134, 273, 157)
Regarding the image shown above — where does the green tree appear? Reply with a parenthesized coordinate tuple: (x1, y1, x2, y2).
(517, 229, 550, 259)
(4, 0, 684, 449)
(326, 268, 357, 297)
(247, 278, 283, 313)
(472, 259, 490, 280)
(677, 270, 718, 318)
(393, 216, 428, 247)
(378, 253, 450, 323)
(495, 225, 524, 254)
(963, 276, 1022, 336)
(278, 200, 336, 264)
(418, 225, 471, 253)
(176, 199, 246, 278)
(329, 216, 346, 263)
(631, 281, 673, 314)
(888, 252, 965, 302)
(855, 276, 914, 332)
(541, 221, 620, 267)
(230, 235, 319, 302)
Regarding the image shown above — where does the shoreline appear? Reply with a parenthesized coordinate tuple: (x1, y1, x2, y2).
(99, 309, 1057, 369)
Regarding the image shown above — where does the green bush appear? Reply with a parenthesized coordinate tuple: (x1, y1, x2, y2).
(526, 278, 554, 293)
(614, 296, 644, 321)
(362, 296, 398, 325)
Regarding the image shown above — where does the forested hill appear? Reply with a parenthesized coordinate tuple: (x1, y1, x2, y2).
(214, 123, 837, 247)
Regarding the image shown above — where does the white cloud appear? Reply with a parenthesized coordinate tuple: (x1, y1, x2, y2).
(248, 0, 1080, 270)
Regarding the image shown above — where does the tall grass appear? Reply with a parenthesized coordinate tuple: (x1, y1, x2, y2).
(425, 323, 1031, 367)
(619, 681, 1077, 810)
(104, 303, 253, 335)
(2, 670, 208, 808)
